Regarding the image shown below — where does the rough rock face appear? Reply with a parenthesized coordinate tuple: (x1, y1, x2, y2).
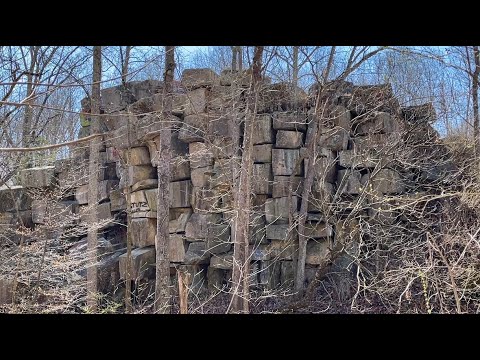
(0, 69, 445, 298)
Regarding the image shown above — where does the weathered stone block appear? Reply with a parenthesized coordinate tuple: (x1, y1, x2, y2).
(365, 169, 405, 194)
(98, 180, 119, 202)
(318, 128, 349, 151)
(308, 181, 335, 211)
(190, 166, 213, 188)
(338, 150, 377, 169)
(32, 200, 78, 224)
(249, 214, 267, 245)
(207, 85, 238, 110)
(178, 114, 210, 143)
(169, 180, 192, 208)
(272, 149, 301, 176)
(182, 68, 219, 89)
(123, 147, 151, 166)
(106, 147, 121, 163)
(184, 242, 211, 265)
(0, 278, 13, 305)
(280, 261, 295, 287)
(304, 222, 333, 238)
(330, 105, 352, 131)
(75, 184, 89, 205)
(252, 115, 273, 145)
(130, 218, 156, 248)
(185, 213, 222, 240)
(337, 169, 363, 195)
(192, 187, 218, 212)
(20, 166, 55, 188)
(210, 159, 233, 188)
(127, 165, 157, 188)
(352, 133, 401, 153)
(273, 112, 307, 131)
(184, 88, 207, 116)
(268, 240, 296, 260)
(207, 266, 225, 292)
(211, 137, 235, 159)
(119, 247, 155, 280)
(265, 196, 299, 224)
(253, 144, 272, 163)
(353, 111, 400, 135)
(253, 163, 273, 195)
(276, 130, 303, 149)
(110, 189, 127, 212)
(131, 179, 158, 192)
(206, 224, 231, 254)
(169, 208, 192, 234)
(189, 142, 214, 169)
(306, 239, 330, 265)
(0, 186, 32, 212)
(266, 224, 297, 241)
(272, 176, 303, 198)
(169, 234, 186, 263)
(171, 156, 191, 182)
(210, 253, 233, 270)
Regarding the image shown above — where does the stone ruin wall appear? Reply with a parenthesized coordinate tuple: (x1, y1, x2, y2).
(0, 68, 445, 304)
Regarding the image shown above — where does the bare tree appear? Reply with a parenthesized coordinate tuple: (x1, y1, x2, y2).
(154, 46, 175, 314)
(86, 46, 102, 311)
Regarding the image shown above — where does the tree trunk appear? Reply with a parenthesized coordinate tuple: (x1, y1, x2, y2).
(292, 46, 299, 89)
(154, 46, 175, 314)
(238, 46, 243, 71)
(231, 46, 237, 71)
(86, 46, 102, 312)
(472, 46, 480, 162)
(230, 46, 264, 314)
(121, 46, 132, 86)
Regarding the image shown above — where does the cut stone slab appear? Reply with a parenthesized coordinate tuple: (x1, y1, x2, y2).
(171, 156, 191, 182)
(253, 144, 272, 163)
(189, 142, 214, 169)
(130, 190, 150, 214)
(123, 147, 151, 166)
(178, 114, 210, 143)
(272, 176, 304, 198)
(32, 200, 78, 224)
(337, 169, 364, 195)
(210, 253, 233, 270)
(318, 128, 349, 151)
(169, 234, 186, 263)
(185, 213, 222, 240)
(266, 224, 297, 241)
(169, 180, 193, 208)
(268, 240, 296, 260)
(191, 166, 213, 188)
(304, 222, 333, 238)
(253, 163, 273, 195)
(119, 246, 156, 280)
(110, 189, 127, 211)
(181, 68, 219, 89)
(305, 239, 331, 265)
(206, 224, 232, 254)
(272, 149, 301, 176)
(127, 165, 157, 188)
(184, 88, 207, 116)
(265, 196, 299, 224)
(184, 242, 211, 265)
(20, 166, 55, 188)
(0, 186, 32, 212)
(273, 112, 307, 131)
(130, 218, 156, 248)
(131, 179, 158, 192)
(354, 111, 401, 135)
(276, 130, 303, 149)
(252, 115, 273, 145)
(169, 208, 192, 234)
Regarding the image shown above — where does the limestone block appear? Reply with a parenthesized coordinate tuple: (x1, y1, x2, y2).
(206, 224, 232, 254)
(182, 68, 219, 89)
(171, 156, 191, 182)
(272, 176, 304, 198)
(189, 142, 214, 169)
(272, 111, 307, 131)
(266, 224, 298, 241)
(272, 149, 301, 176)
(305, 239, 331, 265)
(265, 196, 299, 224)
(252, 115, 273, 145)
(253, 163, 273, 195)
(127, 165, 157, 188)
(185, 213, 222, 241)
(119, 247, 155, 280)
(130, 218, 156, 248)
(110, 189, 127, 212)
(184, 87, 207, 116)
(190, 166, 213, 188)
(318, 128, 349, 151)
(20, 166, 55, 188)
(253, 144, 272, 163)
(276, 130, 303, 149)
(210, 253, 233, 270)
(184, 242, 211, 265)
(169, 208, 192, 234)
(169, 234, 186, 263)
(123, 147, 151, 166)
(169, 180, 192, 208)
(178, 114, 210, 143)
